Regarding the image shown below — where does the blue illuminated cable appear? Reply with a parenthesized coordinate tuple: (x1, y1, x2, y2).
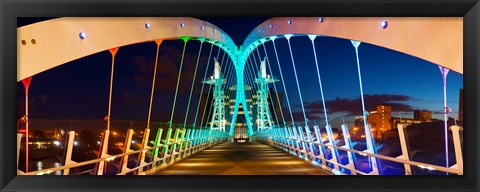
(223, 59, 234, 97)
(309, 36, 329, 126)
(246, 56, 259, 101)
(246, 55, 258, 93)
(351, 40, 377, 170)
(247, 55, 262, 119)
(271, 39, 295, 125)
(222, 59, 233, 115)
(247, 54, 261, 110)
(184, 40, 205, 126)
(262, 42, 286, 126)
(246, 56, 260, 128)
(285, 35, 307, 125)
(244, 58, 256, 102)
(193, 42, 214, 127)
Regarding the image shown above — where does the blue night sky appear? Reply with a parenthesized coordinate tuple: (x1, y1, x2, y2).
(17, 17, 463, 126)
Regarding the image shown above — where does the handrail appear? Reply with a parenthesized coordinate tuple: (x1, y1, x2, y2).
(18, 129, 231, 175)
(252, 125, 463, 175)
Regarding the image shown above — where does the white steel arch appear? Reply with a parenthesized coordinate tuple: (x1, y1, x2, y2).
(17, 17, 239, 82)
(240, 17, 463, 74)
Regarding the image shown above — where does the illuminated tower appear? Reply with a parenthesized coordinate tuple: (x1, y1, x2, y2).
(203, 58, 227, 132)
(255, 58, 278, 131)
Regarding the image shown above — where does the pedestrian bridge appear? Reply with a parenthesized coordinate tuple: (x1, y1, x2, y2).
(16, 17, 463, 176)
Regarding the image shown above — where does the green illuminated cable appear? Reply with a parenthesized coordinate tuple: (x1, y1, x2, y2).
(184, 40, 205, 126)
(169, 37, 189, 128)
(193, 43, 214, 127)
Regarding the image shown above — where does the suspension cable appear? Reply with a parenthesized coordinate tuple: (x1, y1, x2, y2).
(193, 42, 214, 128)
(201, 48, 224, 128)
(262, 42, 286, 126)
(272, 39, 295, 125)
(147, 40, 163, 130)
(106, 47, 119, 131)
(169, 38, 189, 128)
(242, 57, 256, 114)
(285, 35, 307, 125)
(199, 46, 221, 128)
(246, 55, 261, 122)
(309, 35, 329, 127)
(184, 40, 204, 126)
(246, 57, 258, 107)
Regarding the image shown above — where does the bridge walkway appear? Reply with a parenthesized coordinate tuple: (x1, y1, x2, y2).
(155, 142, 331, 175)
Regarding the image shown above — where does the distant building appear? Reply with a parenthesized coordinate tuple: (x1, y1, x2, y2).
(354, 104, 433, 141)
(391, 118, 428, 131)
(366, 104, 392, 140)
(414, 110, 432, 121)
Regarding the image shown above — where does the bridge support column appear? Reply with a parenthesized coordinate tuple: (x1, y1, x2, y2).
(64, 131, 77, 175)
(119, 129, 134, 175)
(340, 124, 357, 175)
(151, 128, 164, 170)
(313, 125, 327, 167)
(17, 133, 23, 171)
(397, 124, 412, 175)
(181, 129, 191, 158)
(296, 126, 310, 162)
(96, 130, 110, 175)
(304, 126, 316, 163)
(169, 128, 181, 163)
(161, 128, 173, 165)
(137, 128, 150, 175)
(450, 125, 463, 175)
(325, 125, 340, 171)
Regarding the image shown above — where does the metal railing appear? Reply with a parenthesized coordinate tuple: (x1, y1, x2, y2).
(252, 123, 463, 175)
(17, 123, 231, 175)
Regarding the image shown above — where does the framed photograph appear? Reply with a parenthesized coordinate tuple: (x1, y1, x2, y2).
(1, 0, 479, 192)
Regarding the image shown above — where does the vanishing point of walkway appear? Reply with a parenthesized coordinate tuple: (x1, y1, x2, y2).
(155, 142, 331, 175)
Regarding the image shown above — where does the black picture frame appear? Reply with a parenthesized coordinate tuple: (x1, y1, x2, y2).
(1, 0, 479, 191)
